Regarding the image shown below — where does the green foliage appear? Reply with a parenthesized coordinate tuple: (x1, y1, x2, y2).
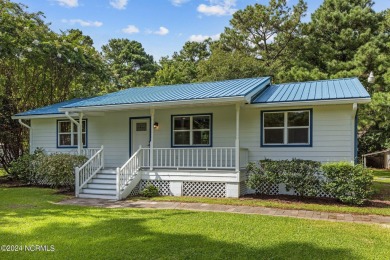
(140, 183, 159, 197)
(8, 148, 45, 183)
(36, 153, 87, 190)
(101, 39, 158, 90)
(322, 162, 374, 205)
(247, 159, 321, 196)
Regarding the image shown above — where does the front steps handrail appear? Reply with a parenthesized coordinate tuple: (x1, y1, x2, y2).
(117, 146, 143, 200)
(75, 145, 104, 197)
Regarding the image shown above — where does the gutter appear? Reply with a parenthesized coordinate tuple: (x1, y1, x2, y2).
(247, 98, 371, 108)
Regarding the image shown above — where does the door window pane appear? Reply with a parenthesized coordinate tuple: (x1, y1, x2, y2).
(174, 132, 190, 145)
(174, 117, 190, 130)
(193, 131, 210, 145)
(288, 128, 309, 143)
(136, 122, 147, 131)
(264, 113, 284, 127)
(264, 129, 284, 144)
(288, 111, 309, 126)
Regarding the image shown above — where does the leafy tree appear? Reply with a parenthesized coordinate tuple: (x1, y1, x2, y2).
(219, 0, 307, 76)
(0, 0, 107, 170)
(102, 39, 158, 90)
(151, 40, 211, 85)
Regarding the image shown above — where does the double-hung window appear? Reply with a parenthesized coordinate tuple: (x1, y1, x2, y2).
(57, 120, 87, 148)
(262, 110, 311, 146)
(172, 114, 212, 146)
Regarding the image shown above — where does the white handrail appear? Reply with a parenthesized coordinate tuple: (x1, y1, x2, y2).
(75, 145, 104, 197)
(117, 146, 143, 199)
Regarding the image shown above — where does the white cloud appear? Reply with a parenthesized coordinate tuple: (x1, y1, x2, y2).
(56, 0, 79, 8)
(154, 26, 169, 35)
(197, 0, 236, 16)
(62, 19, 103, 27)
(171, 0, 190, 6)
(122, 25, 139, 34)
(110, 0, 128, 10)
(189, 33, 220, 42)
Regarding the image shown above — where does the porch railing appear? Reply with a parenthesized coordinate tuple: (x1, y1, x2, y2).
(75, 145, 104, 197)
(117, 146, 143, 199)
(140, 147, 237, 170)
(45, 148, 102, 159)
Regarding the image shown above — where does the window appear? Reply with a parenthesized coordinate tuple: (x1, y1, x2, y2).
(262, 110, 311, 146)
(57, 120, 87, 148)
(172, 114, 211, 146)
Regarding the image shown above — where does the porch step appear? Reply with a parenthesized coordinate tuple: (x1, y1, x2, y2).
(87, 183, 116, 190)
(82, 188, 116, 195)
(91, 178, 116, 184)
(79, 193, 117, 200)
(96, 173, 116, 179)
(99, 169, 116, 174)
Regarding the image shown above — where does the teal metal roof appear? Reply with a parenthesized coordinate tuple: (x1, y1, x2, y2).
(63, 77, 271, 108)
(252, 78, 370, 104)
(14, 98, 89, 117)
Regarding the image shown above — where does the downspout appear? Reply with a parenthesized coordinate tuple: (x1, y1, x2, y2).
(18, 119, 32, 153)
(65, 111, 83, 155)
(352, 103, 358, 165)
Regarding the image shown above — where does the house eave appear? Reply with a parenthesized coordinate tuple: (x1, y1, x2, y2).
(11, 113, 79, 120)
(247, 97, 371, 108)
(59, 96, 246, 113)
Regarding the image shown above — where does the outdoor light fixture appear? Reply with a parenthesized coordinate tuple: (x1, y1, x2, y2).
(367, 71, 375, 84)
(153, 122, 159, 129)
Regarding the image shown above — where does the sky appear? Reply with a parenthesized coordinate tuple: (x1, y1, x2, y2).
(16, 0, 390, 61)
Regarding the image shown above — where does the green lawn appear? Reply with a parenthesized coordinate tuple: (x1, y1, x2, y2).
(372, 169, 390, 183)
(0, 187, 389, 259)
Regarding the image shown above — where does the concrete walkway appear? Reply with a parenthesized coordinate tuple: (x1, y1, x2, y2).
(58, 198, 390, 226)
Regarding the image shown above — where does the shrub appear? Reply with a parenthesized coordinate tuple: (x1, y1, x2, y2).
(246, 159, 322, 196)
(36, 153, 87, 190)
(282, 159, 322, 197)
(246, 160, 283, 194)
(8, 148, 45, 183)
(322, 162, 373, 205)
(140, 183, 159, 197)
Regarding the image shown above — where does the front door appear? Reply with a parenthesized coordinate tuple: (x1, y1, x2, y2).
(130, 118, 150, 155)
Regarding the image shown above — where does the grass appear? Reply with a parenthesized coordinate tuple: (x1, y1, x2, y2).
(371, 169, 390, 201)
(372, 169, 390, 183)
(0, 187, 389, 259)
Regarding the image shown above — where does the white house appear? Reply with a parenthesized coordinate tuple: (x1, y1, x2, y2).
(13, 77, 370, 199)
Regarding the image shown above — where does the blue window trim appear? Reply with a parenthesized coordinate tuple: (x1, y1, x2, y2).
(171, 113, 213, 148)
(260, 108, 313, 147)
(129, 116, 151, 157)
(56, 119, 88, 149)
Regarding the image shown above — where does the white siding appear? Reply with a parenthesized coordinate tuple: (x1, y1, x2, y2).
(30, 103, 355, 167)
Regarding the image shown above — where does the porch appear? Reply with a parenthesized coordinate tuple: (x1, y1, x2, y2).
(74, 146, 249, 200)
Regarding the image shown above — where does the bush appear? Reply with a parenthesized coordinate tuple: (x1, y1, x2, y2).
(246, 160, 283, 194)
(322, 162, 373, 205)
(8, 148, 45, 183)
(140, 183, 159, 197)
(247, 159, 322, 196)
(36, 153, 87, 190)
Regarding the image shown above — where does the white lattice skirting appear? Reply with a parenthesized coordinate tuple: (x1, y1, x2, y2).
(183, 181, 226, 198)
(140, 180, 172, 196)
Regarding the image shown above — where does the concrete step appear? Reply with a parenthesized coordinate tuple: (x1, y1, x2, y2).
(87, 183, 116, 190)
(82, 188, 116, 195)
(96, 173, 116, 179)
(79, 193, 117, 200)
(91, 178, 116, 184)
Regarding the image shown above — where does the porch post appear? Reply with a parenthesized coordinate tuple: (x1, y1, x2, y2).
(235, 103, 240, 172)
(78, 113, 83, 155)
(150, 108, 155, 170)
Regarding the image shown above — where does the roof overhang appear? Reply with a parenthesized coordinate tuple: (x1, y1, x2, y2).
(59, 96, 246, 113)
(247, 97, 371, 108)
(12, 112, 105, 120)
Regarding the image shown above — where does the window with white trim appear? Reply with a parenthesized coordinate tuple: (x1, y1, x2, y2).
(262, 110, 311, 146)
(172, 115, 211, 146)
(57, 120, 87, 147)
